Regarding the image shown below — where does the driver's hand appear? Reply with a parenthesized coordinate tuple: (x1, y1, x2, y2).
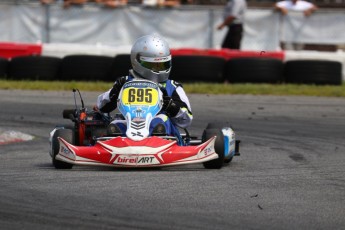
(160, 87, 180, 117)
(162, 96, 180, 117)
(93, 105, 99, 111)
(108, 76, 127, 104)
(113, 76, 127, 93)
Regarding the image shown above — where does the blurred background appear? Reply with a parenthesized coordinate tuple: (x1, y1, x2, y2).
(0, 0, 344, 52)
(0, 0, 344, 83)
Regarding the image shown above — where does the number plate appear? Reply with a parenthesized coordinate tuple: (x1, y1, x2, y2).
(121, 87, 159, 106)
(121, 82, 159, 106)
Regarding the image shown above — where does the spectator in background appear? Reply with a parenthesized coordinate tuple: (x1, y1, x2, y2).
(275, 0, 318, 17)
(40, 0, 55, 4)
(142, 0, 181, 7)
(99, 0, 128, 8)
(63, 0, 88, 8)
(275, 0, 318, 50)
(42, 0, 128, 8)
(181, 0, 193, 4)
(217, 0, 247, 50)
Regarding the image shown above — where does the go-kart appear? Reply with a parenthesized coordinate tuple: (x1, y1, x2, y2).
(49, 79, 240, 169)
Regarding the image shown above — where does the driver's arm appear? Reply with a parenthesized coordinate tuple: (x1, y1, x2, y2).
(96, 76, 127, 113)
(162, 82, 193, 129)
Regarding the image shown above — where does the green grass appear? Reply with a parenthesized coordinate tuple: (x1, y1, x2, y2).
(1, 79, 345, 97)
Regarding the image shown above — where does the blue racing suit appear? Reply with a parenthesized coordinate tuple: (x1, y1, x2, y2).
(96, 70, 193, 136)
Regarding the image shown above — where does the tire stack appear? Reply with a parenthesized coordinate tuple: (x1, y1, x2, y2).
(8, 56, 61, 80)
(170, 55, 225, 83)
(0, 57, 8, 78)
(108, 54, 131, 81)
(0, 54, 343, 85)
(284, 60, 342, 85)
(224, 58, 284, 83)
(59, 55, 114, 81)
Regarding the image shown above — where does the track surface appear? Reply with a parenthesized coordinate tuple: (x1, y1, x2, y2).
(0, 89, 344, 230)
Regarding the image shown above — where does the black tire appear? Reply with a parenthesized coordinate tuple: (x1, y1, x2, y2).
(59, 55, 114, 81)
(284, 60, 342, 85)
(202, 128, 225, 169)
(107, 54, 131, 81)
(170, 55, 225, 82)
(52, 129, 74, 169)
(206, 123, 234, 163)
(8, 56, 61, 80)
(0, 57, 8, 78)
(225, 58, 284, 83)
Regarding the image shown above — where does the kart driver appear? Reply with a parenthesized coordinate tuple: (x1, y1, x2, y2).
(94, 34, 193, 136)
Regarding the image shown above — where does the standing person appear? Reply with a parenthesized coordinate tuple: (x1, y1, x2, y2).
(217, 0, 247, 50)
(141, 0, 180, 7)
(275, 0, 318, 50)
(100, 0, 128, 8)
(63, 0, 88, 8)
(275, 0, 317, 17)
(95, 34, 193, 136)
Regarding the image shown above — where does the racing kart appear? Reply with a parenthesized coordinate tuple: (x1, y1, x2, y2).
(49, 79, 240, 169)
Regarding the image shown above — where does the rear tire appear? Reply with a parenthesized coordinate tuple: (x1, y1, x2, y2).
(202, 128, 225, 169)
(52, 129, 74, 169)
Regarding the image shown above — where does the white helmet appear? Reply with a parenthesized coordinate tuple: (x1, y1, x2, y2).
(130, 34, 171, 83)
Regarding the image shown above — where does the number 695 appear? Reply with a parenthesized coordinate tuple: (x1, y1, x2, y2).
(128, 88, 152, 103)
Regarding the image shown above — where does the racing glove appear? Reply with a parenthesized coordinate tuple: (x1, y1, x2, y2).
(111, 76, 127, 99)
(162, 96, 180, 117)
(160, 87, 182, 117)
(99, 76, 127, 113)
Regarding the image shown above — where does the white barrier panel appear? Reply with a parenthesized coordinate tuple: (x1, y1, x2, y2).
(0, 4, 344, 51)
(48, 6, 214, 48)
(281, 11, 345, 44)
(241, 9, 281, 51)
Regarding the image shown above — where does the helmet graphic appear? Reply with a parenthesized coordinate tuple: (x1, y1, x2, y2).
(130, 34, 171, 83)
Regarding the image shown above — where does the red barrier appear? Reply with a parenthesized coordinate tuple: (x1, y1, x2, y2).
(171, 48, 285, 60)
(0, 42, 42, 59)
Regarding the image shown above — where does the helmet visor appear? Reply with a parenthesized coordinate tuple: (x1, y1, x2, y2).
(139, 55, 171, 73)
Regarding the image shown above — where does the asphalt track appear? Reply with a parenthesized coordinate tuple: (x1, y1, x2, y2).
(0, 89, 345, 230)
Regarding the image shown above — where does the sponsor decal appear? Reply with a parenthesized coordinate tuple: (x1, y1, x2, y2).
(202, 147, 213, 156)
(153, 57, 169, 61)
(125, 81, 157, 89)
(60, 145, 72, 157)
(114, 155, 159, 165)
(131, 131, 144, 137)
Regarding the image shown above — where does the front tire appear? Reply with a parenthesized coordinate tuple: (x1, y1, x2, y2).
(206, 123, 234, 164)
(52, 129, 74, 169)
(202, 128, 225, 169)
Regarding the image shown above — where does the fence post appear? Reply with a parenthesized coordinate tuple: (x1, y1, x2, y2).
(43, 4, 51, 43)
(208, 9, 214, 48)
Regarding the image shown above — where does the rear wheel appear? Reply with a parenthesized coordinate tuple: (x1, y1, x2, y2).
(52, 129, 74, 169)
(202, 128, 225, 169)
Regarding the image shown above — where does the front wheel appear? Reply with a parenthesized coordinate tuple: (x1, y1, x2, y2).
(202, 128, 225, 169)
(52, 129, 74, 169)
